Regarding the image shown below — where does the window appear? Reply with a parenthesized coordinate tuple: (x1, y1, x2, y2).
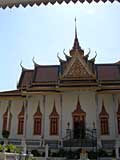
(18, 104, 24, 135)
(49, 101, 59, 136)
(3, 116, 7, 131)
(99, 101, 109, 135)
(2, 109, 12, 132)
(33, 102, 42, 135)
(34, 117, 41, 135)
(18, 117, 24, 135)
(117, 117, 120, 134)
(50, 118, 58, 135)
(117, 101, 120, 134)
(100, 117, 109, 135)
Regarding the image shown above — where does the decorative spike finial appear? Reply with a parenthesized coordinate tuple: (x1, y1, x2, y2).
(20, 60, 23, 68)
(70, 18, 84, 56)
(32, 57, 39, 67)
(63, 49, 65, 54)
(88, 48, 91, 55)
(75, 17, 77, 39)
(32, 57, 35, 64)
(20, 60, 26, 71)
(57, 52, 65, 63)
(95, 51, 97, 57)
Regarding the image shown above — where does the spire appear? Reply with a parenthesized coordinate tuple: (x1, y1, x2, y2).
(70, 18, 83, 56)
(75, 17, 77, 40)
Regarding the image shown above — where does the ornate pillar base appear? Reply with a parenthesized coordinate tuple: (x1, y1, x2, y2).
(97, 139, 102, 148)
(21, 139, 27, 155)
(115, 140, 120, 160)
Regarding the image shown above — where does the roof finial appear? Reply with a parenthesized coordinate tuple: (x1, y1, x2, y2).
(75, 17, 77, 39)
(70, 18, 84, 56)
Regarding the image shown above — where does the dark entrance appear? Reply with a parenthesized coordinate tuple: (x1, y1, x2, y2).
(73, 117, 85, 139)
(74, 121, 81, 139)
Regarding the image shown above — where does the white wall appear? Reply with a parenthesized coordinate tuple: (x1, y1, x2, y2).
(0, 92, 120, 142)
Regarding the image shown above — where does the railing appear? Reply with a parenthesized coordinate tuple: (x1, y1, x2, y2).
(63, 127, 97, 148)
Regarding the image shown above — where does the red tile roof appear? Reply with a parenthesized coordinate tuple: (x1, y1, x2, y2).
(17, 70, 33, 88)
(33, 65, 59, 83)
(16, 63, 120, 89)
(96, 64, 120, 81)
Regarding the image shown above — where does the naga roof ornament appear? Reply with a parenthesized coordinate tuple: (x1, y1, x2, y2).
(57, 53, 66, 63)
(32, 57, 40, 67)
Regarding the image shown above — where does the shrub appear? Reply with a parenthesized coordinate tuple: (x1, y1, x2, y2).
(6, 144, 16, 153)
(88, 150, 97, 159)
(31, 150, 41, 157)
(0, 144, 3, 152)
(97, 148, 108, 157)
(2, 130, 10, 139)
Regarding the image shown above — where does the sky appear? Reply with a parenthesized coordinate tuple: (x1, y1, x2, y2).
(0, 1, 120, 91)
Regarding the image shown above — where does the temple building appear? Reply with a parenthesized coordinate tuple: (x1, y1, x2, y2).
(0, 24, 120, 155)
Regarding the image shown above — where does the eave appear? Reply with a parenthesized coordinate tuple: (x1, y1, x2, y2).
(0, 0, 119, 9)
(0, 90, 25, 99)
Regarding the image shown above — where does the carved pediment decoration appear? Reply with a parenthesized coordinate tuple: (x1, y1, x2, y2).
(65, 59, 90, 78)
(62, 56, 95, 79)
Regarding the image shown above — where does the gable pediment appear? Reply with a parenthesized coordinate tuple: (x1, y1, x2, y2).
(61, 55, 95, 80)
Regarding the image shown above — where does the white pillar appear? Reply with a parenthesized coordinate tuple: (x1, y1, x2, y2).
(42, 95, 46, 143)
(60, 94, 63, 144)
(22, 98, 28, 154)
(95, 94, 102, 147)
(112, 94, 118, 138)
(23, 99, 28, 139)
(7, 100, 11, 131)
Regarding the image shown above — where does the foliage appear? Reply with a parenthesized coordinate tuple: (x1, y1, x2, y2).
(97, 148, 108, 157)
(111, 149, 116, 157)
(0, 144, 20, 153)
(6, 144, 16, 153)
(55, 149, 66, 157)
(2, 130, 10, 139)
(31, 150, 41, 157)
(88, 150, 97, 159)
(0, 144, 3, 152)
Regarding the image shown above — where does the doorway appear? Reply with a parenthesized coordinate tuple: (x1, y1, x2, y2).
(73, 116, 85, 139)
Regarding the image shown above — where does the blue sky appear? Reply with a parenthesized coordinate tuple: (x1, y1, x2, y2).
(0, 2, 120, 91)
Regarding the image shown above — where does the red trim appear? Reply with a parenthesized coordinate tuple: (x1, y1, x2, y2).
(18, 117, 24, 135)
(72, 97, 86, 117)
(2, 108, 12, 132)
(117, 101, 120, 134)
(33, 102, 42, 135)
(99, 101, 109, 118)
(17, 104, 24, 135)
(34, 117, 41, 135)
(50, 118, 58, 135)
(100, 117, 109, 135)
(49, 101, 59, 135)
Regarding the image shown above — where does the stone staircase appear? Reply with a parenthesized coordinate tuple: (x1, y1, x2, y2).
(101, 140, 115, 149)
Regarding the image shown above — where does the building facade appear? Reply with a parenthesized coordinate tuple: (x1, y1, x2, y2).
(0, 26, 120, 153)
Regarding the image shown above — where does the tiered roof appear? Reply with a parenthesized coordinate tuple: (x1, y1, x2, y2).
(0, 25, 120, 97)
